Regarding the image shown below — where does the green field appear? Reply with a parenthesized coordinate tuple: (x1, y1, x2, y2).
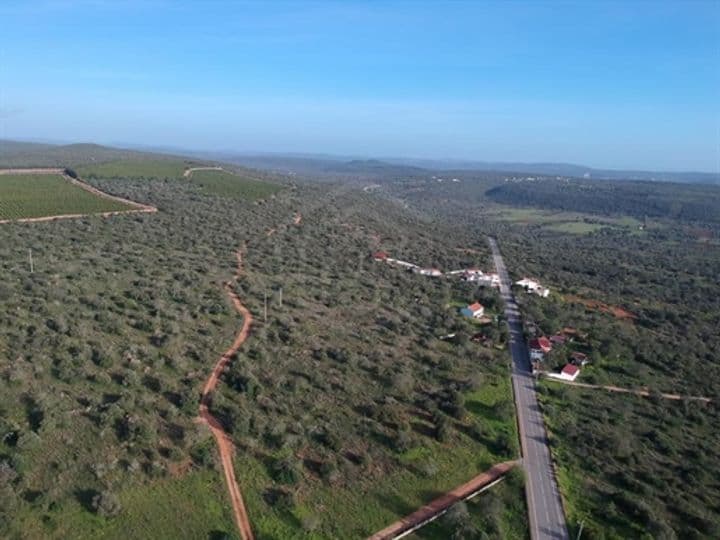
(0, 174, 134, 220)
(11, 470, 238, 540)
(487, 206, 642, 235)
(227, 375, 521, 539)
(77, 159, 191, 180)
(189, 169, 283, 200)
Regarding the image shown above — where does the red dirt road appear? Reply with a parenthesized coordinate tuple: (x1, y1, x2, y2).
(199, 250, 255, 540)
(368, 460, 518, 540)
(543, 377, 712, 403)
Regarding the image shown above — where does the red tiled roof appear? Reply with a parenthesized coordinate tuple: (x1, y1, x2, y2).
(537, 337, 552, 351)
(468, 302, 484, 312)
(373, 251, 388, 259)
(571, 351, 588, 360)
(562, 364, 580, 376)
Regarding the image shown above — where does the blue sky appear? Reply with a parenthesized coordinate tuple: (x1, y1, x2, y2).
(1, 0, 718, 171)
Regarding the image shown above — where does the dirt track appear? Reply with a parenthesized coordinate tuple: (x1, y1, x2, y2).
(198, 250, 255, 540)
(543, 377, 712, 402)
(368, 460, 518, 540)
(183, 166, 223, 178)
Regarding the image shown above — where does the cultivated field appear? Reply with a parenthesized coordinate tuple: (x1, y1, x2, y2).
(77, 159, 192, 180)
(188, 169, 283, 200)
(0, 173, 134, 221)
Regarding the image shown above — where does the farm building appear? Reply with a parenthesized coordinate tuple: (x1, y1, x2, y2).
(460, 302, 485, 319)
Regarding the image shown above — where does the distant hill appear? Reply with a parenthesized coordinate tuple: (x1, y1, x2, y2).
(0, 140, 191, 168)
(213, 152, 720, 185)
(380, 157, 720, 185)
(3, 140, 717, 185)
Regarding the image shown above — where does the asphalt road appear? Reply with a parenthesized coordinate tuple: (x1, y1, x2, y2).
(489, 237, 569, 540)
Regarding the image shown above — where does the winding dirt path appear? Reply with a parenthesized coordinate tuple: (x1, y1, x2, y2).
(368, 460, 519, 540)
(183, 166, 223, 178)
(542, 376, 712, 402)
(198, 250, 255, 540)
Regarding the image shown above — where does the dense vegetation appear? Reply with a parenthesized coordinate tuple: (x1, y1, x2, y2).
(0, 152, 525, 539)
(486, 178, 720, 224)
(0, 174, 133, 220)
(387, 171, 720, 537)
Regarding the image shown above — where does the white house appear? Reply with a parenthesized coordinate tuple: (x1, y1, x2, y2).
(516, 278, 549, 297)
(548, 364, 580, 382)
(516, 278, 540, 290)
(478, 273, 501, 287)
(417, 268, 443, 277)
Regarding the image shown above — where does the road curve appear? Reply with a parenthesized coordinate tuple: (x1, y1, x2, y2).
(198, 250, 255, 540)
(488, 237, 569, 540)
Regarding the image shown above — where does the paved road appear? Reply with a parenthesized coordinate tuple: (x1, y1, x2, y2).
(488, 237, 569, 540)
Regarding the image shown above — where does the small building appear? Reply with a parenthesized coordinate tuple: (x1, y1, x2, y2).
(516, 278, 540, 290)
(460, 302, 485, 319)
(516, 278, 549, 297)
(372, 251, 389, 261)
(570, 351, 589, 366)
(549, 334, 567, 346)
(477, 273, 501, 287)
(556, 364, 580, 381)
(529, 337, 552, 360)
(417, 267, 443, 277)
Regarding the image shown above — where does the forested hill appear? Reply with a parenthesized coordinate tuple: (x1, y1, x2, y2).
(485, 179, 720, 225)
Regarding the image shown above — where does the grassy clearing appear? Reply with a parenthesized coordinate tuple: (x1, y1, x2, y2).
(13, 470, 238, 540)
(486, 206, 642, 235)
(543, 221, 606, 234)
(0, 174, 133, 220)
(77, 159, 191, 179)
(231, 375, 519, 539)
(189, 169, 283, 200)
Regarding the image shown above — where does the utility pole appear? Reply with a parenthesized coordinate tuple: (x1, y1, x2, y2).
(264, 290, 268, 324)
(278, 287, 283, 307)
(28, 248, 34, 273)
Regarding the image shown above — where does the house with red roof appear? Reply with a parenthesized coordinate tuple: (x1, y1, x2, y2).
(372, 251, 389, 261)
(548, 363, 580, 381)
(460, 302, 485, 319)
(529, 336, 552, 360)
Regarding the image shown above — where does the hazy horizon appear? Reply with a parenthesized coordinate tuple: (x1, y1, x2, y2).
(1, 1, 718, 172)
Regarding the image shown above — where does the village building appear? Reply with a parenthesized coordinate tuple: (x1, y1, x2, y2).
(516, 277, 550, 297)
(416, 267, 443, 277)
(570, 351, 590, 366)
(548, 364, 580, 382)
(529, 336, 552, 360)
(460, 302, 485, 319)
(372, 251, 389, 261)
